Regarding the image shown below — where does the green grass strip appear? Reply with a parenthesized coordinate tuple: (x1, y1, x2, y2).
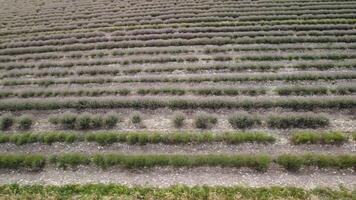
(0, 184, 354, 200)
(0, 131, 276, 145)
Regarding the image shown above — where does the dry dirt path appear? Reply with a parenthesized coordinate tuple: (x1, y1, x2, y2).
(0, 167, 354, 189)
(0, 142, 355, 155)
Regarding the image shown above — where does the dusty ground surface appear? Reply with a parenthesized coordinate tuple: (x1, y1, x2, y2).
(0, 142, 354, 155)
(0, 166, 354, 189)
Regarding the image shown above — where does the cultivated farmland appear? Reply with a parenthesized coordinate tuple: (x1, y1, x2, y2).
(0, 0, 355, 199)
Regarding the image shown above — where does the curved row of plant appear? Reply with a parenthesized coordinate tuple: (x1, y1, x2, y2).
(3, 51, 356, 70)
(7, 23, 355, 44)
(5, 6, 356, 36)
(5, 2, 355, 26)
(2, 28, 356, 50)
(2, 58, 355, 72)
(1, 35, 356, 55)
(2, 43, 356, 66)
(1, 37, 356, 61)
(0, 131, 351, 146)
(0, 153, 354, 172)
(2, 71, 355, 86)
(1, 85, 355, 99)
(0, 96, 354, 111)
(3, 17, 356, 41)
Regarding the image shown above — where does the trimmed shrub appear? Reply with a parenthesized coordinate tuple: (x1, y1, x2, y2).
(291, 131, 347, 145)
(228, 113, 261, 129)
(172, 112, 185, 128)
(92, 154, 271, 171)
(130, 112, 142, 124)
(91, 115, 104, 129)
(0, 114, 14, 130)
(49, 112, 77, 129)
(267, 114, 329, 129)
(223, 132, 275, 144)
(50, 113, 118, 130)
(0, 154, 45, 171)
(17, 114, 34, 130)
(193, 112, 217, 129)
(103, 112, 119, 128)
(0, 131, 276, 146)
(75, 113, 93, 130)
(277, 154, 356, 171)
(49, 153, 90, 169)
(276, 155, 303, 172)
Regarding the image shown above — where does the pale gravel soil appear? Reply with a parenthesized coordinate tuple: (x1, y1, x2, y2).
(0, 141, 354, 155)
(0, 166, 354, 189)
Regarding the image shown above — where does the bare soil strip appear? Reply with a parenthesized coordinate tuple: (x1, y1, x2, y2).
(0, 142, 354, 155)
(0, 167, 354, 189)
